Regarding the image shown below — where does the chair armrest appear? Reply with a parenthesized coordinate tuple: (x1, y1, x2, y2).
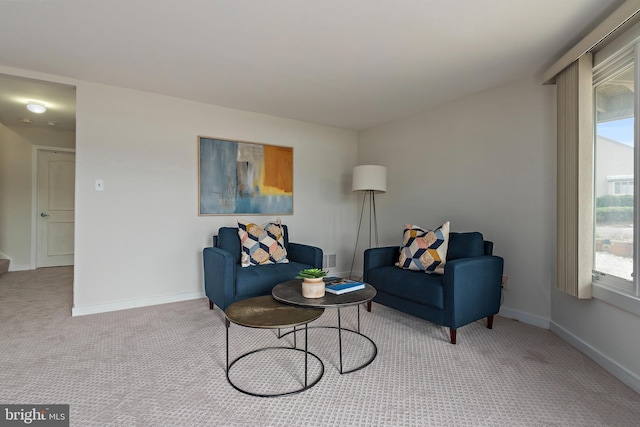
(203, 246, 237, 310)
(443, 255, 504, 328)
(363, 246, 398, 281)
(288, 242, 323, 268)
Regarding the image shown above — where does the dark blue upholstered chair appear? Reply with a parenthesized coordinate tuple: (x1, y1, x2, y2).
(203, 225, 323, 311)
(363, 232, 503, 344)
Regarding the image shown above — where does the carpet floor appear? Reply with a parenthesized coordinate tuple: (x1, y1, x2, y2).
(1, 266, 639, 426)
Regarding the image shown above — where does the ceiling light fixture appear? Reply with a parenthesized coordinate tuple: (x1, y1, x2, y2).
(26, 102, 46, 114)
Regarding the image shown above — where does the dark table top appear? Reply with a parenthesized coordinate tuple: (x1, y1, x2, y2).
(272, 280, 377, 308)
(225, 295, 324, 328)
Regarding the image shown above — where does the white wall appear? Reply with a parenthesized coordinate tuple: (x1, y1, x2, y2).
(0, 124, 32, 268)
(358, 75, 556, 324)
(74, 82, 358, 313)
(8, 126, 75, 149)
(551, 289, 640, 390)
(0, 123, 75, 270)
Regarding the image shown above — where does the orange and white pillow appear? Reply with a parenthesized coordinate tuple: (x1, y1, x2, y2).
(238, 219, 289, 267)
(397, 221, 450, 274)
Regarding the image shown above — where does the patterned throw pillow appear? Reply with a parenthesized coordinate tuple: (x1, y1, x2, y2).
(397, 221, 450, 274)
(237, 219, 289, 267)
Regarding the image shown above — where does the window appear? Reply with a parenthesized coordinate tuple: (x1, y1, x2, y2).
(613, 179, 634, 194)
(547, 4, 640, 312)
(593, 41, 638, 298)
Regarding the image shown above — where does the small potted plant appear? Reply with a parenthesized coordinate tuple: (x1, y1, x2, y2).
(296, 268, 328, 298)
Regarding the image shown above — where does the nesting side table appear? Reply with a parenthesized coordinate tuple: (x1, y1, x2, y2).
(224, 295, 324, 397)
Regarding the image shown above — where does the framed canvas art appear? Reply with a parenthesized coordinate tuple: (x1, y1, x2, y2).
(198, 136, 293, 215)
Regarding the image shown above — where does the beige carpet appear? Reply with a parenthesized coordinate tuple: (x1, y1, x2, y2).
(1, 267, 639, 426)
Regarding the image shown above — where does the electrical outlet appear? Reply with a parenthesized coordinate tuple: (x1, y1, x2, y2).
(501, 275, 509, 289)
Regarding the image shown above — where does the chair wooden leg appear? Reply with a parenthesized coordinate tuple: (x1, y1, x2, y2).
(449, 328, 457, 344)
(209, 300, 214, 310)
(487, 315, 494, 329)
(366, 301, 372, 312)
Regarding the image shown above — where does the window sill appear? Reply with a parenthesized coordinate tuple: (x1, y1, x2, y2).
(592, 283, 640, 317)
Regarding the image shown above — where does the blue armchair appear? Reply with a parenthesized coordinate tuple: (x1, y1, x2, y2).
(364, 232, 503, 344)
(203, 225, 323, 311)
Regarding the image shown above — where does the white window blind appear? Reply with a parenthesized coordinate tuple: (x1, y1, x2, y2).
(556, 54, 594, 298)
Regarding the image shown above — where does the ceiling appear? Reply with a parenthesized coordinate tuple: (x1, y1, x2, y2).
(0, 74, 76, 131)
(0, 0, 626, 132)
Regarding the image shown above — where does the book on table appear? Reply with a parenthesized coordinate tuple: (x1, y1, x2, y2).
(325, 279, 365, 295)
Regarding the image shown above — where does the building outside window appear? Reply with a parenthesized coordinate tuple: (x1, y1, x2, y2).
(593, 45, 636, 294)
(612, 178, 634, 195)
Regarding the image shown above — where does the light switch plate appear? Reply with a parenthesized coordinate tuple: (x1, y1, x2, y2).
(95, 179, 104, 191)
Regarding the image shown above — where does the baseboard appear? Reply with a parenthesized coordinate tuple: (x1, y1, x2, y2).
(72, 291, 206, 316)
(0, 252, 33, 272)
(9, 264, 33, 272)
(498, 306, 550, 329)
(550, 321, 640, 394)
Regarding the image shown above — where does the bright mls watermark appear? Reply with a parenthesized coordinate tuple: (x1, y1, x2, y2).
(0, 405, 68, 426)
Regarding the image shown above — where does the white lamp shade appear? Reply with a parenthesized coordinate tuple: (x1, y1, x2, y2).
(352, 165, 387, 192)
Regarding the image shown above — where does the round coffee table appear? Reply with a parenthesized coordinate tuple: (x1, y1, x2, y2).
(272, 280, 377, 374)
(224, 295, 324, 397)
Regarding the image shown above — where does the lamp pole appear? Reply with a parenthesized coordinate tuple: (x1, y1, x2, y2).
(368, 190, 379, 248)
(349, 165, 386, 278)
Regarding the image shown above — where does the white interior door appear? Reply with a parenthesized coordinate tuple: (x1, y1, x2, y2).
(37, 150, 75, 267)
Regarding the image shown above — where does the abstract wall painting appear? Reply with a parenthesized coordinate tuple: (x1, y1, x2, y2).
(198, 136, 293, 215)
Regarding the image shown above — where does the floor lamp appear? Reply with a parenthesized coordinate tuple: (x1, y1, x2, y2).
(349, 165, 387, 278)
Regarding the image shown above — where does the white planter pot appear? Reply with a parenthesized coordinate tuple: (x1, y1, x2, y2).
(301, 277, 325, 298)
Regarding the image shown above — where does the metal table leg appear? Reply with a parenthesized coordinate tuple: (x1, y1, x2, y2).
(276, 305, 377, 375)
(226, 320, 324, 397)
(338, 307, 343, 374)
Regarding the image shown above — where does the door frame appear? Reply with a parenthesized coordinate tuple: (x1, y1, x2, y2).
(30, 145, 76, 269)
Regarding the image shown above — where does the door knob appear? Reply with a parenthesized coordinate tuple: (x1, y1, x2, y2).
(40, 212, 49, 217)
